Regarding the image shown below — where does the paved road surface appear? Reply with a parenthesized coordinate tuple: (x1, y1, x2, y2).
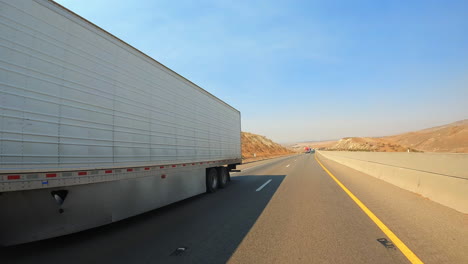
(1, 154, 467, 263)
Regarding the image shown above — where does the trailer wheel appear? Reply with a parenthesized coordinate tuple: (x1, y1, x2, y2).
(217, 167, 229, 188)
(206, 168, 218, 193)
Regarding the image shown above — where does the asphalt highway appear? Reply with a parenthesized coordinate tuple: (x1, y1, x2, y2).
(1, 154, 467, 264)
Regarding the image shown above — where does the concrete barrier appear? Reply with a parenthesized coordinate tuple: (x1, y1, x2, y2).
(317, 151, 468, 214)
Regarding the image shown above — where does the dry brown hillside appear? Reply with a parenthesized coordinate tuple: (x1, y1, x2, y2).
(242, 132, 295, 162)
(326, 137, 418, 152)
(324, 119, 468, 153)
(384, 119, 468, 153)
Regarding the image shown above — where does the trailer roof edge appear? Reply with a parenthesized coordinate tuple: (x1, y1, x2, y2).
(39, 0, 240, 114)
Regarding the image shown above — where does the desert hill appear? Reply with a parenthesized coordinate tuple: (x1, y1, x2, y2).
(324, 137, 422, 152)
(384, 119, 468, 153)
(242, 132, 295, 162)
(294, 119, 468, 153)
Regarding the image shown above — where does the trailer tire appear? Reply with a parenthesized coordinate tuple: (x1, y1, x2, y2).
(206, 168, 218, 193)
(217, 167, 229, 188)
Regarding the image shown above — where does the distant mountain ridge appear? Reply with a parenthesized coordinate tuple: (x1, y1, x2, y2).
(326, 137, 420, 152)
(296, 119, 468, 153)
(382, 119, 468, 153)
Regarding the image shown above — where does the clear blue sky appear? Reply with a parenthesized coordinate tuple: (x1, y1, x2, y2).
(55, 0, 467, 143)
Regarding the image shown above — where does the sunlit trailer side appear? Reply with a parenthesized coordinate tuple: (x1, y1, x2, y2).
(0, 0, 241, 246)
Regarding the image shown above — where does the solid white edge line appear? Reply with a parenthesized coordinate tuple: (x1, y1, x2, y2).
(256, 179, 272, 192)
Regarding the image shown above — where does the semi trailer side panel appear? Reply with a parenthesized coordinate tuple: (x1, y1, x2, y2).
(0, 0, 241, 172)
(0, 167, 206, 245)
(0, 0, 242, 245)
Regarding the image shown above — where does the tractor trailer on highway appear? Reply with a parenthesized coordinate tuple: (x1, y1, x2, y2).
(0, 0, 241, 245)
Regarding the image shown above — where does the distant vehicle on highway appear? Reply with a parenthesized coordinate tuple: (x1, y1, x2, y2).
(304, 147, 315, 153)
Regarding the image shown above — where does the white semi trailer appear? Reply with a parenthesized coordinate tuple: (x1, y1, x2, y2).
(0, 0, 241, 246)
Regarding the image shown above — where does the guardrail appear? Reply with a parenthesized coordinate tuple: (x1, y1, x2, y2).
(317, 151, 468, 214)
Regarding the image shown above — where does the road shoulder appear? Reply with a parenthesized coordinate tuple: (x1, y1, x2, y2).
(318, 154, 468, 264)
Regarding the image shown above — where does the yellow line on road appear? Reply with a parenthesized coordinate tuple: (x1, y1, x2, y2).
(314, 154, 424, 264)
